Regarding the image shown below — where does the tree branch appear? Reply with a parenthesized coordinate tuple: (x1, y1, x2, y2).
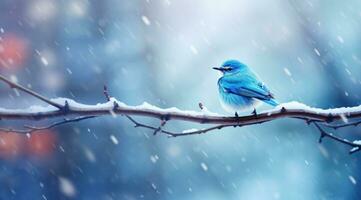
(1, 74, 361, 153)
(0, 74, 64, 109)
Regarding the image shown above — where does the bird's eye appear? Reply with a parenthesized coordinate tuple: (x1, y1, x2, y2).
(223, 67, 232, 71)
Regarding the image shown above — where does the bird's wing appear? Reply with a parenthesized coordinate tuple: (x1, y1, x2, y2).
(219, 75, 274, 100)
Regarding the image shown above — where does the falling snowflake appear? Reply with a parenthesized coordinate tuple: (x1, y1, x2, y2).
(201, 162, 208, 171)
(150, 155, 159, 163)
(41, 57, 48, 66)
(314, 48, 321, 56)
(110, 135, 119, 145)
(83, 147, 96, 163)
(349, 175, 357, 185)
(59, 177, 76, 197)
(141, 15, 151, 26)
(337, 35, 344, 44)
(283, 67, 292, 76)
(190, 45, 198, 55)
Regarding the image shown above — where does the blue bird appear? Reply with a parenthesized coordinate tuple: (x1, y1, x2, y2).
(213, 60, 278, 116)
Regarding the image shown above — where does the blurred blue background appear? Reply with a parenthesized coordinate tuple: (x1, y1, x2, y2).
(0, 0, 361, 199)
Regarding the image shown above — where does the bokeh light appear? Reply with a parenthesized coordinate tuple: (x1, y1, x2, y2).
(0, 0, 361, 199)
(0, 34, 28, 70)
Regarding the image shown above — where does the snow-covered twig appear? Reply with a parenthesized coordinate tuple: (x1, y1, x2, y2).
(1, 74, 361, 153)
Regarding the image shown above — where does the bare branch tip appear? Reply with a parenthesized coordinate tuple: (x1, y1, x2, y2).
(198, 102, 204, 110)
(350, 147, 360, 154)
(61, 100, 70, 113)
(103, 85, 111, 101)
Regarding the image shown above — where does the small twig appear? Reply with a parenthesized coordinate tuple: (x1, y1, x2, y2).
(125, 115, 233, 137)
(24, 116, 97, 131)
(0, 127, 31, 134)
(0, 74, 63, 109)
(166, 124, 230, 137)
(103, 85, 111, 101)
(198, 102, 204, 110)
(0, 116, 96, 134)
(125, 115, 160, 131)
(323, 119, 361, 129)
(313, 122, 353, 145)
(313, 122, 361, 154)
(153, 119, 167, 135)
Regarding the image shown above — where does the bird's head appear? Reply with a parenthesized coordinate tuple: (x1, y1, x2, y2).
(213, 60, 247, 74)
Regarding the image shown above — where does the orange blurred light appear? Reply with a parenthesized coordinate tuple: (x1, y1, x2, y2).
(0, 132, 23, 159)
(0, 34, 28, 70)
(0, 130, 57, 159)
(26, 130, 57, 157)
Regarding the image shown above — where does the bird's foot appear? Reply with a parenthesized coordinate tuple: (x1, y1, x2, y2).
(252, 108, 257, 116)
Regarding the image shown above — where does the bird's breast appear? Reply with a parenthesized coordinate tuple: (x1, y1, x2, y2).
(218, 86, 260, 113)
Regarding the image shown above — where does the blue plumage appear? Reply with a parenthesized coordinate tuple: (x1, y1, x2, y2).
(213, 60, 278, 114)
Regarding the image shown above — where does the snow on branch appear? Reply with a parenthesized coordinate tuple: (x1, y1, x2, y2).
(0, 74, 361, 154)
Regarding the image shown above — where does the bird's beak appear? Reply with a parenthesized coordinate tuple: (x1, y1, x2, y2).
(212, 67, 222, 71)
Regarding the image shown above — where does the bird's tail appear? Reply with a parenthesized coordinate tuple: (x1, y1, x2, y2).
(264, 98, 279, 107)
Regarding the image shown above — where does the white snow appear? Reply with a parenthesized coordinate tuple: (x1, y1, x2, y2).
(110, 134, 119, 145)
(283, 68, 292, 76)
(41, 57, 48, 66)
(59, 177, 76, 197)
(66, 68, 72, 74)
(83, 147, 96, 163)
(304, 160, 309, 166)
(201, 162, 208, 171)
(10, 75, 18, 83)
(190, 45, 198, 55)
(274, 101, 361, 115)
(0, 104, 59, 113)
(337, 35, 344, 44)
(141, 15, 151, 26)
(314, 48, 321, 56)
(151, 183, 157, 190)
(345, 68, 351, 75)
(353, 140, 361, 145)
(69, 1, 87, 17)
(182, 128, 199, 133)
(297, 57, 304, 64)
(164, 0, 171, 5)
(123, 100, 219, 116)
(350, 147, 359, 152)
(349, 175, 357, 185)
(150, 155, 159, 163)
(1, 98, 361, 119)
(167, 145, 181, 157)
(199, 105, 218, 115)
(340, 113, 348, 123)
